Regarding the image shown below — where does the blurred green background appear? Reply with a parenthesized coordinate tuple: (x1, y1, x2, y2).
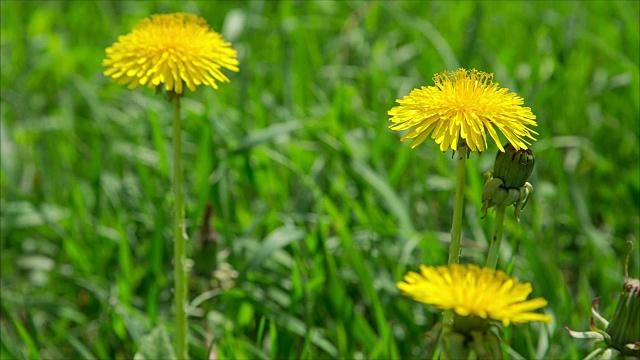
(1, 1, 638, 359)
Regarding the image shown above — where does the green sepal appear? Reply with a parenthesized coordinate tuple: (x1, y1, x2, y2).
(493, 143, 535, 189)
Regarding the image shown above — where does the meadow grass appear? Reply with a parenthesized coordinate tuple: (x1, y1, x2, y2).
(1, 1, 639, 359)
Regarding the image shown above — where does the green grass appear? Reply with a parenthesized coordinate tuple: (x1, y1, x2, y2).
(1, 0, 639, 359)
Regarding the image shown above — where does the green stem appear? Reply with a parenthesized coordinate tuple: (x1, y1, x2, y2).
(443, 145, 467, 327)
(447, 145, 467, 265)
(172, 95, 188, 359)
(444, 331, 470, 360)
(485, 205, 506, 269)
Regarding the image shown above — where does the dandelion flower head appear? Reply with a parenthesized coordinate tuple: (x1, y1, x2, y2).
(103, 12, 239, 94)
(388, 68, 537, 152)
(397, 264, 551, 326)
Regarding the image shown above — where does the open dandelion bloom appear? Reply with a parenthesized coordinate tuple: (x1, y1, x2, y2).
(103, 13, 239, 94)
(397, 264, 551, 326)
(388, 68, 537, 152)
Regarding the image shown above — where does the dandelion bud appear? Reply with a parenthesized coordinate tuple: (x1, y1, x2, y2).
(493, 143, 535, 189)
(606, 278, 640, 356)
(481, 144, 535, 220)
(565, 242, 640, 357)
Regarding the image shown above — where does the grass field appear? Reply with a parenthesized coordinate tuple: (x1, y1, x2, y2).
(1, 1, 639, 359)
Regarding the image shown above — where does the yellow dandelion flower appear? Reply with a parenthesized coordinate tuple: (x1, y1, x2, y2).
(388, 68, 537, 152)
(397, 264, 552, 326)
(103, 12, 239, 94)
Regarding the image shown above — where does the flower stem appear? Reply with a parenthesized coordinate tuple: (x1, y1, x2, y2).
(443, 145, 467, 327)
(447, 146, 467, 265)
(172, 95, 188, 359)
(485, 205, 506, 269)
(442, 331, 469, 360)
